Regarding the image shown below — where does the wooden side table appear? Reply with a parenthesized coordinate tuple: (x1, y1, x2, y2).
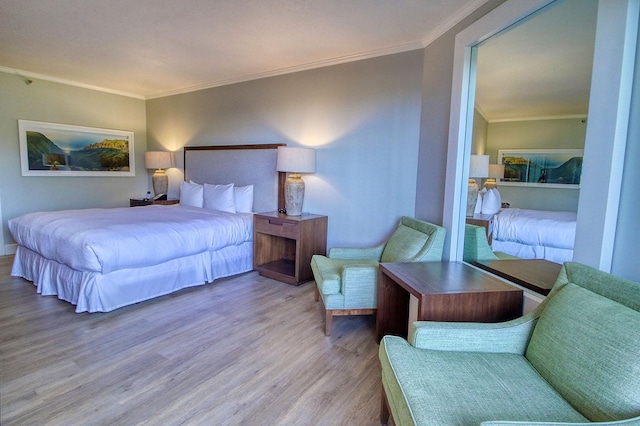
(466, 213, 495, 243)
(253, 212, 327, 285)
(130, 198, 179, 207)
(376, 262, 523, 342)
(472, 259, 562, 296)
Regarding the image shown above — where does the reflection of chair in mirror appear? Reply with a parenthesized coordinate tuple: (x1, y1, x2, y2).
(311, 217, 446, 335)
(463, 224, 517, 263)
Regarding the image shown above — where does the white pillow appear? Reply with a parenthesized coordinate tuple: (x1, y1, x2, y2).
(203, 183, 236, 213)
(474, 188, 486, 215)
(234, 185, 254, 213)
(481, 188, 502, 215)
(180, 181, 203, 208)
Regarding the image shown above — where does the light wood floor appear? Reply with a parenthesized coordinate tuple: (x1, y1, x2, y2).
(0, 256, 382, 425)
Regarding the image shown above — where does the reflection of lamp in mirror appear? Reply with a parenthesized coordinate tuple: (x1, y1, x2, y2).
(145, 151, 175, 196)
(467, 155, 489, 217)
(484, 164, 505, 189)
(276, 146, 316, 216)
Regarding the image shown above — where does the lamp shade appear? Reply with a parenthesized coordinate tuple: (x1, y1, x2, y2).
(276, 147, 316, 173)
(145, 151, 174, 170)
(488, 163, 505, 179)
(469, 155, 489, 178)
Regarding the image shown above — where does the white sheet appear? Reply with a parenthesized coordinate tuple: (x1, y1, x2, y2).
(492, 208, 576, 250)
(491, 240, 573, 264)
(9, 205, 253, 273)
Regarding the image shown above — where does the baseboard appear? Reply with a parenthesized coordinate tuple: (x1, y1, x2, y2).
(4, 244, 17, 255)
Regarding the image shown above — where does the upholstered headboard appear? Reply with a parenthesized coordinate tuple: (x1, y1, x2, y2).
(184, 144, 285, 213)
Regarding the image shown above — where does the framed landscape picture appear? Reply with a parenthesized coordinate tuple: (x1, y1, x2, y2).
(498, 149, 583, 189)
(18, 120, 135, 177)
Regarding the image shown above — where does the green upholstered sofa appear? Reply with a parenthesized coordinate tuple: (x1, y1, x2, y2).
(379, 262, 640, 425)
(311, 217, 445, 335)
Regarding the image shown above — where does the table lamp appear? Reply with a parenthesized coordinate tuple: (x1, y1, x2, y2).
(484, 164, 505, 189)
(467, 155, 489, 216)
(276, 146, 316, 216)
(144, 151, 174, 196)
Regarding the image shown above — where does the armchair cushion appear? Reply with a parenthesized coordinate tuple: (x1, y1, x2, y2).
(380, 336, 587, 426)
(380, 224, 430, 263)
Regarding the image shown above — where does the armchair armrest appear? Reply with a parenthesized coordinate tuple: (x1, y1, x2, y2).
(410, 311, 540, 355)
(340, 263, 379, 308)
(481, 418, 640, 425)
(329, 243, 385, 261)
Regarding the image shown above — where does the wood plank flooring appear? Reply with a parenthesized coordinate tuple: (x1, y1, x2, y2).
(0, 256, 382, 425)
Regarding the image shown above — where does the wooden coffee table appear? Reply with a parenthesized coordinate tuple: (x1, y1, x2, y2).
(376, 262, 523, 342)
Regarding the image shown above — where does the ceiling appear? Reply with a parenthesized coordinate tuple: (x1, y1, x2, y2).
(0, 0, 596, 120)
(0, 0, 487, 99)
(475, 0, 597, 121)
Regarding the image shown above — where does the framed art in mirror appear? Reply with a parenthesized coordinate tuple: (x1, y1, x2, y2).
(18, 120, 135, 177)
(498, 149, 583, 189)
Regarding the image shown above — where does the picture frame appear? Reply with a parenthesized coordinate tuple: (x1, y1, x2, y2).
(497, 149, 583, 189)
(18, 120, 135, 177)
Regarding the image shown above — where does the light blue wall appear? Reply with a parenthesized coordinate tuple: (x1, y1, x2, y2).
(0, 72, 148, 250)
(146, 51, 424, 248)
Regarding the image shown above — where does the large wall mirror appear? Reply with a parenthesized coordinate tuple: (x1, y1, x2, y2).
(443, 0, 638, 272)
(464, 0, 596, 265)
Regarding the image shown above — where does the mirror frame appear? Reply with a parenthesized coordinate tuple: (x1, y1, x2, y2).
(443, 0, 639, 272)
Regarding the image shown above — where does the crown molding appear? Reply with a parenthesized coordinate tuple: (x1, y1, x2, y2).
(0, 66, 145, 99)
(488, 114, 588, 123)
(146, 41, 425, 99)
(420, 0, 491, 48)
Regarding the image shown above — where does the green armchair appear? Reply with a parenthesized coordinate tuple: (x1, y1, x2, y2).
(463, 223, 517, 263)
(310, 217, 445, 335)
(379, 262, 640, 425)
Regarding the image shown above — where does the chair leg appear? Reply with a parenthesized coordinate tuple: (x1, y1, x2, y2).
(380, 391, 390, 424)
(314, 285, 320, 302)
(325, 310, 333, 336)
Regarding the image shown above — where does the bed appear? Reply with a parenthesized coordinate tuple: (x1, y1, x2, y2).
(491, 208, 577, 264)
(9, 144, 285, 313)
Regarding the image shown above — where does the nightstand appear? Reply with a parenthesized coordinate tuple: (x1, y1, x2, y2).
(253, 212, 328, 285)
(466, 213, 495, 244)
(130, 198, 180, 207)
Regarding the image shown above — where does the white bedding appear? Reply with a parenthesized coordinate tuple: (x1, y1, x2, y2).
(9, 205, 253, 273)
(492, 208, 576, 263)
(9, 205, 254, 312)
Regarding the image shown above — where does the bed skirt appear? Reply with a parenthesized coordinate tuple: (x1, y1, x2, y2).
(492, 240, 573, 264)
(11, 242, 253, 313)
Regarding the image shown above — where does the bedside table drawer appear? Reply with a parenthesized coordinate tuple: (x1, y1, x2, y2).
(254, 217, 299, 239)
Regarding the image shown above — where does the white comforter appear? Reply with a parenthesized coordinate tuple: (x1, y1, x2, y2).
(9, 205, 253, 274)
(492, 208, 576, 250)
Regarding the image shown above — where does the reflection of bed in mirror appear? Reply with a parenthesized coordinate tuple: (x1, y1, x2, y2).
(491, 208, 576, 264)
(9, 144, 285, 313)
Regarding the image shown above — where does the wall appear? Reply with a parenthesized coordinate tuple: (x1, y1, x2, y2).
(146, 51, 424, 249)
(0, 71, 148, 252)
(485, 117, 587, 211)
(415, 0, 507, 224)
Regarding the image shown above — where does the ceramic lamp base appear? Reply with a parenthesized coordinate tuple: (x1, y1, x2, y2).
(284, 174, 305, 216)
(152, 169, 168, 196)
